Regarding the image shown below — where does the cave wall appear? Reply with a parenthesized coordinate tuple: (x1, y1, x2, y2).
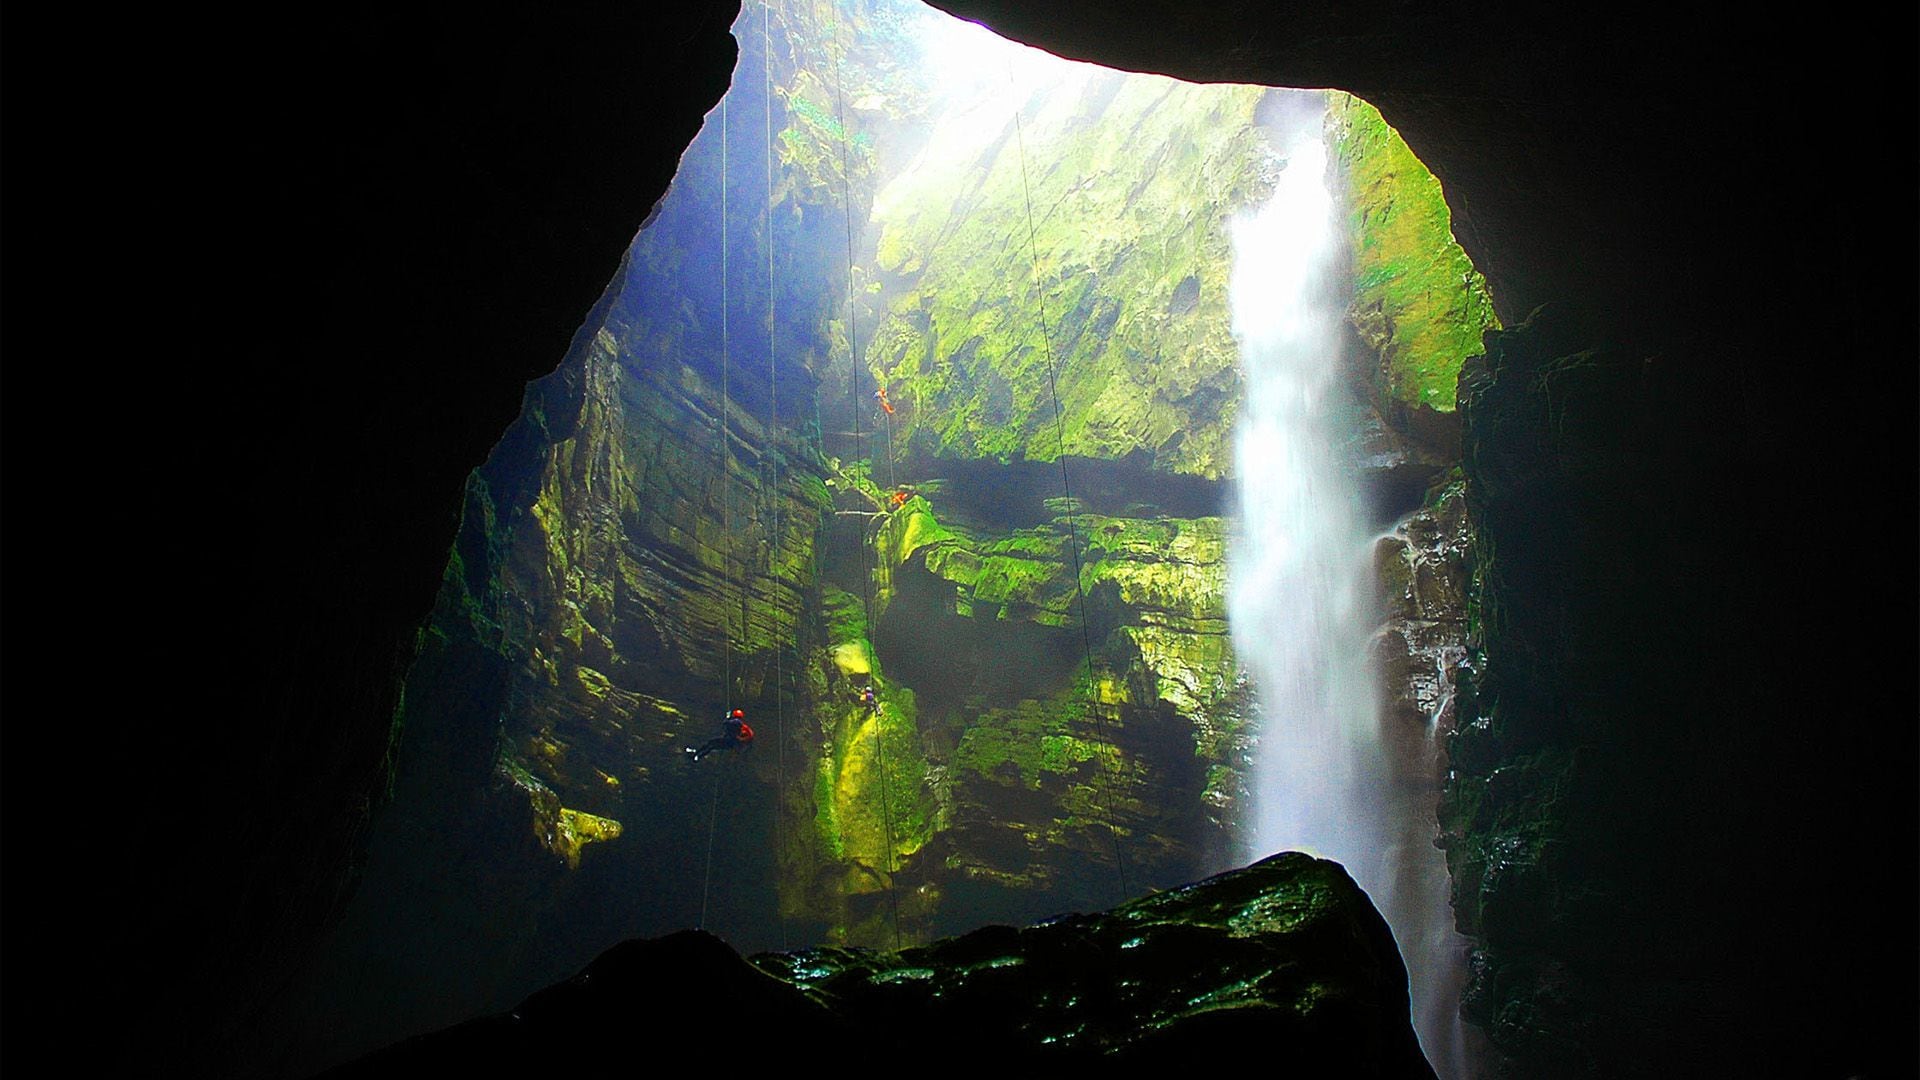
(285, 25, 1500, 1070)
(331, 855, 1435, 1077)
(922, 2, 1918, 1074)
(304, 22, 1286, 1012)
(25, 4, 749, 1077)
(263, 9, 866, 1069)
(34, 1, 1912, 1076)
(829, 59, 1275, 933)
(1436, 309, 1917, 1076)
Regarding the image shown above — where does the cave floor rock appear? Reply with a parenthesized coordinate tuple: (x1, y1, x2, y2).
(326, 853, 1434, 1076)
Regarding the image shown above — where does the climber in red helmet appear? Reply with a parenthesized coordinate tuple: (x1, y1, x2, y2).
(686, 708, 756, 761)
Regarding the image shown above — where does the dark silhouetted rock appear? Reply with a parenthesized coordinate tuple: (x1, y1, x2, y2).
(328, 854, 1434, 1076)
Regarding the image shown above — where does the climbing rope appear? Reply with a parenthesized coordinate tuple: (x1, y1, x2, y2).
(1009, 70, 1134, 902)
(881, 388, 897, 491)
(721, 88, 736, 712)
(763, 0, 791, 952)
(702, 82, 737, 937)
(831, 0, 903, 950)
(699, 753, 725, 929)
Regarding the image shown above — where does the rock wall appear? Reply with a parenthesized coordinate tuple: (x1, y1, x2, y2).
(288, 11, 1504, 1068)
(864, 68, 1269, 477)
(60, 2, 1912, 1078)
(864, 493, 1250, 933)
(275, 8, 865, 1067)
(1437, 307, 1913, 1076)
(808, 57, 1279, 939)
(328, 854, 1435, 1077)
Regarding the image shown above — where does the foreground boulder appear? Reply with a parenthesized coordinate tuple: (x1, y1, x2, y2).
(328, 853, 1434, 1076)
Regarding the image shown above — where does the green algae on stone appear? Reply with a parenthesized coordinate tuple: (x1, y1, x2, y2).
(378, 0, 1503, 968)
(950, 681, 1121, 790)
(865, 493, 1250, 886)
(553, 808, 624, 866)
(1329, 93, 1499, 413)
(363, 856, 1430, 1072)
(883, 498, 1231, 636)
(864, 72, 1270, 478)
(750, 853, 1432, 1071)
(501, 753, 626, 870)
(809, 585, 937, 896)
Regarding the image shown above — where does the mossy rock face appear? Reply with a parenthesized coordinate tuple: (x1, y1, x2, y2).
(1368, 475, 1473, 730)
(333, 856, 1434, 1076)
(863, 70, 1270, 479)
(796, 583, 937, 940)
(325, 14, 872, 1029)
(343, 1, 1506, 1022)
(1330, 94, 1499, 422)
(753, 853, 1435, 1074)
(861, 494, 1253, 930)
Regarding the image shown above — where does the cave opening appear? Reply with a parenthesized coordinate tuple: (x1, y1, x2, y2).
(48, 0, 1914, 1076)
(280, 2, 1500, 1075)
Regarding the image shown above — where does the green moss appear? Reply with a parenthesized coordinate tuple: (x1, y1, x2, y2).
(1038, 732, 1105, 774)
(1329, 93, 1499, 412)
(863, 75, 1270, 478)
(828, 457, 887, 511)
(553, 807, 624, 869)
(879, 497, 955, 564)
(969, 536, 1078, 624)
(821, 584, 868, 644)
(822, 585, 874, 675)
(810, 586, 935, 880)
(499, 752, 624, 870)
(882, 501, 1231, 643)
(812, 741, 847, 861)
(951, 681, 1121, 789)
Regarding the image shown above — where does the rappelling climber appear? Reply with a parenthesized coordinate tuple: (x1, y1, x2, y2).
(686, 708, 755, 761)
(874, 387, 894, 415)
(860, 684, 879, 712)
(889, 488, 912, 509)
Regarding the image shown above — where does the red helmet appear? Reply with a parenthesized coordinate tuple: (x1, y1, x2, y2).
(731, 709, 744, 718)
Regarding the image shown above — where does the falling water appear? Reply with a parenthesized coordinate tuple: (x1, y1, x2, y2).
(1228, 95, 1468, 1078)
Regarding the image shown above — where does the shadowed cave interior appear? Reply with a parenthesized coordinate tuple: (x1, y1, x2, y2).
(21, 2, 1916, 1078)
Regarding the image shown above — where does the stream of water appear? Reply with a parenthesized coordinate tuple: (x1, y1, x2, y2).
(1227, 97, 1469, 1079)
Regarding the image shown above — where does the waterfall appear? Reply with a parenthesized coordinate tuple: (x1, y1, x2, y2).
(1227, 96, 1468, 1079)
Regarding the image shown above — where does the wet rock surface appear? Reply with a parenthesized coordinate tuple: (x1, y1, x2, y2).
(1439, 309, 1913, 1076)
(267, 21, 1490, 1074)
(45, 6, 748, 1076)
(872, 496, 1252, 928)
(919, 7, 1916, 1074)
(1370, 479, 1471, 732)
(328, 854, 1434, 1076)
(51, 0, 1912, 1075)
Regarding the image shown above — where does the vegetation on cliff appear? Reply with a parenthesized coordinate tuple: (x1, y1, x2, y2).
(806, 585, 936, 905)
(865, 70, 1269, 478)
(859, 485, 1248, 912)
(343, 0, 1498, 1022)
(1329, 94, 1498, 415)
